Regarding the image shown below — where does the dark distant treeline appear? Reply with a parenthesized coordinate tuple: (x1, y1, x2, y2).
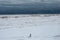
(0, 9, 60, 14)
(0, 3, 60, 14)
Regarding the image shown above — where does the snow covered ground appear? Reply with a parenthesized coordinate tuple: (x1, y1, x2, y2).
(0, 14, 60, 40)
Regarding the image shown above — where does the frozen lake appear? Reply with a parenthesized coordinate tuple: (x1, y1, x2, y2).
(0, 14, 60, 40)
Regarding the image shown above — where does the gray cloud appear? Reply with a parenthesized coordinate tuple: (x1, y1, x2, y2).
(0, 0, 60, 4)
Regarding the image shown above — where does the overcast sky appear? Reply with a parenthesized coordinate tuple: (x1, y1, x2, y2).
(0, 0, 60, 4)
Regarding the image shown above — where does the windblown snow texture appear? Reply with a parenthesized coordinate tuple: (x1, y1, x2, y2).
(0, 15, 60, 40)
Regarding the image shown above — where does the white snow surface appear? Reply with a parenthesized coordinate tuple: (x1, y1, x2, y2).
(0, 15, 60, 40)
